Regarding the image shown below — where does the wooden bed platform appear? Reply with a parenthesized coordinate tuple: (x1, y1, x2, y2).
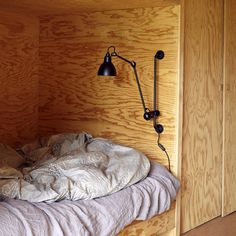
(118, 203, 176, 236)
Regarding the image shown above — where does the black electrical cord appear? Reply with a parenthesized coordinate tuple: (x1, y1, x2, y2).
(157, 133, 171, 173)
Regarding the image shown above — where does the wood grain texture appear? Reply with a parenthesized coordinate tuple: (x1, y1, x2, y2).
(117, 205, 175, 236)
(39, 6, 180, 172)
(158, 228, 175, 236)
(0, 0, 179, 15)
(39, 6, 181, 235)
(175, 1, 184, 235)
(181, 0, 224, 233)
(0, 11, 39, 146)
(222, 0, 236, 217)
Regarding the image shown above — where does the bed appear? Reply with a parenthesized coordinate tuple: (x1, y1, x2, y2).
(0, 162, 179, 236)
(0, 133, 179, 236)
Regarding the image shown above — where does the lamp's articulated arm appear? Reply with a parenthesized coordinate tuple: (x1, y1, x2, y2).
(99, 46, 162, 130)
(132, 62, 161, 122)
(111, 52, 135, 67)
(111, 51, 160, 122)
(98, 46, 170, 171)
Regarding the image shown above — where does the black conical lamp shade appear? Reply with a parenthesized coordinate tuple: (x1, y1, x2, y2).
(98, 52, 116, 76)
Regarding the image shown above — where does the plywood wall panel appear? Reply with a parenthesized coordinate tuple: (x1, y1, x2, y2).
(222, 0, 236, 217)
(0, 0, 179, 16)
(181, 0, 223, 233)
(0, 11, 39, 146)
(39, 6, 180, 172)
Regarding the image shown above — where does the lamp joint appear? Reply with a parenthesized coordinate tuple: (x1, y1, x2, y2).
(143, 109, 160, 121)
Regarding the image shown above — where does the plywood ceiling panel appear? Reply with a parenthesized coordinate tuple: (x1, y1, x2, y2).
(0, 0, 179, 15)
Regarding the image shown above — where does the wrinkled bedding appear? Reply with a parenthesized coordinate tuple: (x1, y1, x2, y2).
(0, 133, 150, 202)
(0, 162, 180, 236)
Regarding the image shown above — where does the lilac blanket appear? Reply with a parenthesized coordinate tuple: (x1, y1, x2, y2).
(0, 162, 179, 236)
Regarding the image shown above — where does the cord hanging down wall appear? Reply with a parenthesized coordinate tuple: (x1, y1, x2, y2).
(97, 46, 171, 172)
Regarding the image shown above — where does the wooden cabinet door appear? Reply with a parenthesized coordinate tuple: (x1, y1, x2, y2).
(222, 0, 236, 217)
(181, 0, 224, 233)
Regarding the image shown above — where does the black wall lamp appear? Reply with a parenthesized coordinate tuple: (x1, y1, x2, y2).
(98, 46, 165, 135)
(98, 46, 171, 172)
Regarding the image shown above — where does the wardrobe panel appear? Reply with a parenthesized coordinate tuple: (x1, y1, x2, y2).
(222, 0, 236, 217)
(181, 0, 223, 232)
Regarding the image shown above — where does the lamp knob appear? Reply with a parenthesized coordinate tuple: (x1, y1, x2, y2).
(155, 50, 165, 60)
(144, 111, 152, 120)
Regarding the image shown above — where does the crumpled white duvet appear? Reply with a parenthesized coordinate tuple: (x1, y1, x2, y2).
(0, 133, 150, 203)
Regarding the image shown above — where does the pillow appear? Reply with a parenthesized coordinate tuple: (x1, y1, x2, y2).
(0, 144, 25, 168)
